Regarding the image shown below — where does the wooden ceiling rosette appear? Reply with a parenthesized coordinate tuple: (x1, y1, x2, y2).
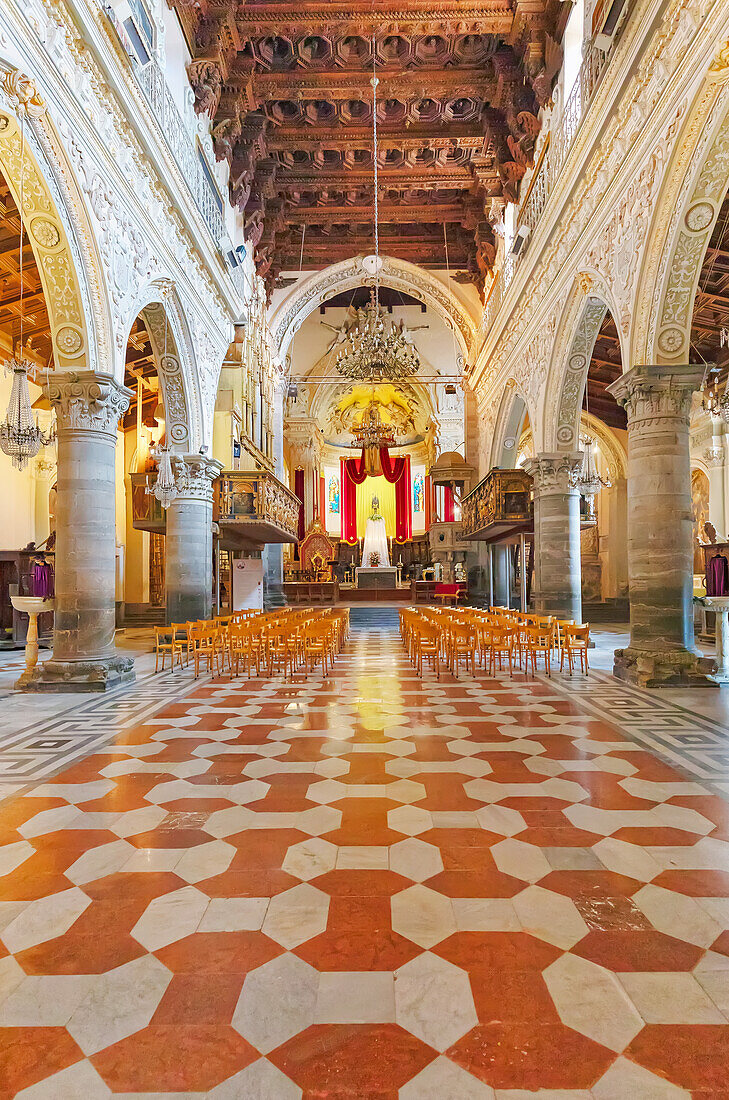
(171, 0, 568, 296)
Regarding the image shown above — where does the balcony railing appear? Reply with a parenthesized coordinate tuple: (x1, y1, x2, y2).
(460, 468, 533, 541)
(135, 57, 224, 247)
(215, 470, 300, 544)
(478, 38, 614, 342)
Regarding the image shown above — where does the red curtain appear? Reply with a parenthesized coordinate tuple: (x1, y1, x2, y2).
(380, 446, 406, 483)
(340, 457, 358, 543)
(444, 485, 455, 523)
(343, 449, 368, 485)
(394, 454, 411, 542)
(425, 474, 432, 530)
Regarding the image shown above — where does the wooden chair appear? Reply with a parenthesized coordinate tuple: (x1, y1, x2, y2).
(561, 624, 590, 675)
(415, 621, 442, 679)
(525, 623, 553, 677)
(485, 626, 514, 677)
(303, 621, 334, 677)
(153, 625, 185, 672)
(448, 621, 477, 677)
(192, 626, 218, 679)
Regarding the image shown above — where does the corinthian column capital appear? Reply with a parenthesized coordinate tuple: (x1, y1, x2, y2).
(49, 371, 132, 439)
(524, 452, 583, 495)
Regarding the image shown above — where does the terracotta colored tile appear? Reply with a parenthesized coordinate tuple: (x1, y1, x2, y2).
(573, 929, 703, 971)
(297, 896, 420, 971)
(426, 867, 525, 897)
(0, 1027, 83, 1094)
(540, 868, 643, 899)
(653, 868, 729, 896)
(312, 870, 411, 897)
(200, 868, 298, 897)
(612, 826, 702, 846)
(16, 930, 147, 975)
(434, 931, 561, 973)
(470, 968, 561, 1025)
(270, 1024, 436, 1093)
(447, 1022, 614, 1089)
(152, 973, 244, 1024)
(627, 1024, 729, 1091)
(155, 929, 282, 974)
(91, 1024, 258, 1091)
(227, 828, 307, 868)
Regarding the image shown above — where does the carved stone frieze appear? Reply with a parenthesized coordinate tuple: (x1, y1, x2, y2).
(554, 297, 607, 449)
(49, 371, 132, 436)
(703, 444, 725, 467)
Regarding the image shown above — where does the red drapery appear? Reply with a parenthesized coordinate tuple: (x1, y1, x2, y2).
(444, 484, 455, 523)
(340, 447, 411, 544)
(295, 468, 305, 541)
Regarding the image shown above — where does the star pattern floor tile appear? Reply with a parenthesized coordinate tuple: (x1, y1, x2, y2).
(0, 619, 728, 1096)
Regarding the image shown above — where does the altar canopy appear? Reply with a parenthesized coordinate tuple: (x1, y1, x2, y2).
(340, 448, 412, 544)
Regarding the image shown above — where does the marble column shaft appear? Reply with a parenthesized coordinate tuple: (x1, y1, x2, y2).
(492, 544, 511, 607)
(28, 371, 134, 692)
(608, 364, 715, 686)
(166, 455, 222, 625)
(525, 453, 583, 622)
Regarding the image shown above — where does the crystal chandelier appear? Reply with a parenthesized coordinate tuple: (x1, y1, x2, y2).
(352, 401, 396, 451)
(570, 434, 611, 521)
(700, 365, 729, 422)
(0, 110, 55, 471)
(335, 40, 419, 384)
(146, 445, 178, 509)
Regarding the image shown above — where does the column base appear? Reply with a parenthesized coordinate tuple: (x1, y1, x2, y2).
(21, 654, 136, 693)
(613, 646, 718, 688)
(264, 583, 287, 610)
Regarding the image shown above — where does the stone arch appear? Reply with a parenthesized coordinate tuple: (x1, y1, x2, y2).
(270, 255, 478, 364)
(124, 281, 201, 452)
(633, 49, 729, 364)
(489, 382, 531, 469)
(0, 64, 111, 374)
(543, 275, 624, 453)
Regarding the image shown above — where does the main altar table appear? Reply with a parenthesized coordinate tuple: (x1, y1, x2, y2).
(355, 567, 398, 590)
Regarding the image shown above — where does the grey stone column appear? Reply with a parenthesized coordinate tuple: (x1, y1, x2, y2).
(166, 455, 222, 624)
(608, 364, 716, 687)
(263, 381, 286, 608)
(524, 453, 583, 621)
(28, 371, 134, 692)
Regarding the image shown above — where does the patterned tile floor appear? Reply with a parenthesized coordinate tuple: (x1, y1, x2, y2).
(0, 612, 728, 1096)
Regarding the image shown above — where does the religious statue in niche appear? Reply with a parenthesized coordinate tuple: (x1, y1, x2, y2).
(413, 473, 424, 514)
(328, 474, 340, 515)
(362, 494, 390, 567)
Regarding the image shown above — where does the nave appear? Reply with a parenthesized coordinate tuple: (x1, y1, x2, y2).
(0, 611, 728, 1096)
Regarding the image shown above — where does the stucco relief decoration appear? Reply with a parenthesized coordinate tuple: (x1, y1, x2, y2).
(141, 301, 190, 448)
(514, 307, 558, 416)
(657, 107, 729, 360)
(0, 76, 87, 367)
(49, 371, 132, 435)
(555, 297, 607, 449)
(171, 454, 219, 501)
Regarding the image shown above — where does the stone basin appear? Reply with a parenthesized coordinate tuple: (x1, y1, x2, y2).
(10, 596, 55, 615)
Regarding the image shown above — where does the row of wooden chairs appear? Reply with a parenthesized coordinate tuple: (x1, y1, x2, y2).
(154, 606, 350, 680)
(400, 605, 590, 680)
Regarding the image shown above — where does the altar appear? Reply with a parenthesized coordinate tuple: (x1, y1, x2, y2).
(355, 566, 398, 590)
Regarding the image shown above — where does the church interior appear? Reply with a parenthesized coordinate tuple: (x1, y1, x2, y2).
(1, 0, 729, 1094)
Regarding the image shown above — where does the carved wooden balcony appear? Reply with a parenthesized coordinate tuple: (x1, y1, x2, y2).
(130, 473, 166, 533)
(460, 468, 533, 541)
(215, 470, 300, 548)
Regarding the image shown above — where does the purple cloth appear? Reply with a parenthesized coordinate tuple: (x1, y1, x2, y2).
(707, 553, 729, 596)
(31, 561, 54, 599)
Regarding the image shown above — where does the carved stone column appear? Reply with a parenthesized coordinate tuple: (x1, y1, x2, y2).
(492, 545, 511, 607)
(608, 365, 716, 687)
(27, 372, 134, 692)
(263, 381, 286, 608)
(524, 453, 583, 621)
(166, 455, 222, 624)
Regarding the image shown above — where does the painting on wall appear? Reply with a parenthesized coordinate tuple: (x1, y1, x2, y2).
(413, 473, 424, 514)
(328, 474, 340, 515)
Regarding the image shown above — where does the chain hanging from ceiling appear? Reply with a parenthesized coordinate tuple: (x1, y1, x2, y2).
(335, 41, 420, 387)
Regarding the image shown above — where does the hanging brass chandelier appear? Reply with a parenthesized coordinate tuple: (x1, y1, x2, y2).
(335, 42, 419, 384)
(0, 110, 55, 471)
(351, 400, 396, 451)
(570, 434, 612, 522)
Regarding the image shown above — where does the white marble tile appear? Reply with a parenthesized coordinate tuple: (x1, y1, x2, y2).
(66, 954, 172, 1055)
(592, 836, 663, 882)
(512, 885, 589, 950)
(335, 845, 390, 870)
(18, 805, 80, 838)
(387, 806, 433, 836)
(491, 838, 552, 884)
(695, 969, 729, 1018)
(391, 884, 457, 949)
(619, 971, 725, 1024)
(591, 1056, 691, 1099)
(453, 898, 522, 932)
(198, 897, 269, 932)
(295, 805, 343, 836)
(65, 839, 136, 885)
(29, 780, 115, 803)
(400, 1056, 495, 1099)
(232, 952, 319, 1053)
(395, 951, 477, 1050)
(0, 974, 95, 1026)
(315, 970, 395, 1023)
(543, 953, 643, 1052)
(389, 837, 444, 882)
(174, 840, 236, 883)
(0, 955, 26, 1006)
(633, 884, 723, 948)
(0, 839, 35, 877)
(120, 848, 183, 873)
(110, 805, 167, 838)
(1, 886, 91, 953)
(15, 1059, 112, 1099)
(281, 837, 337, 880)
(130, 885, 209, 951)
(474, 805, 527, 837)
(262, 883, 330, 949)
(208, 1059, 302, 1099)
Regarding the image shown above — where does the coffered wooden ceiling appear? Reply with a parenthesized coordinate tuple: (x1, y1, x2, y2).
(172, 0, 567, 294)
(0, 175, 52, 369)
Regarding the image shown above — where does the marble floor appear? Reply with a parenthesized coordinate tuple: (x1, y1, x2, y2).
(0, 612, 728, 1097)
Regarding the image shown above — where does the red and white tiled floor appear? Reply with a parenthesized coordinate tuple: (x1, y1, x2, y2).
(1, 615, 729, 1097)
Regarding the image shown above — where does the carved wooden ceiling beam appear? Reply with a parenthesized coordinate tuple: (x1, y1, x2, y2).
(229, 5, 515, 37)
(283, 204, 481, 224)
